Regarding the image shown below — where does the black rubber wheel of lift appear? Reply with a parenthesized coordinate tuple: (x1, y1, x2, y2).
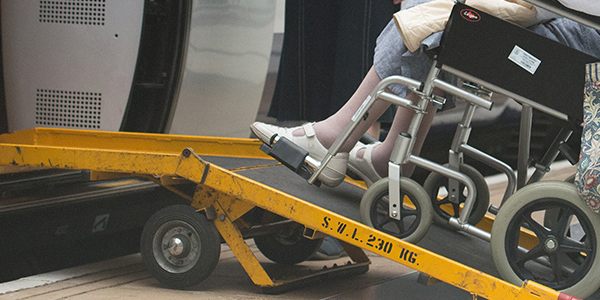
(254, 221, 323, 265)
(140, 205, 221, 289)
(491, 182, 600, 299)
(359, 177, 432, 244)
(422, 163, 489, 228)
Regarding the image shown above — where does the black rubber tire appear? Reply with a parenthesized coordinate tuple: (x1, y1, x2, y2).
(359, 177, 432, 244)
(490, 182, 600, 299)
(422, 164, 489, 228)
(254, 225, 323, 265)
(140, 205, 221, 289)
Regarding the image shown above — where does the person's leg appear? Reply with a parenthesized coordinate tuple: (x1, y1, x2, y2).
(251, 66, 390, 187)
(356, 91, 437, 178)
(366, 122, 381, 141)
(251, 65, 439, 186)
(285, 66, 392, 152)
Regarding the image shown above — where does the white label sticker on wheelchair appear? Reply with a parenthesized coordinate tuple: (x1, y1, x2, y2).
(508, 45, 541, 75)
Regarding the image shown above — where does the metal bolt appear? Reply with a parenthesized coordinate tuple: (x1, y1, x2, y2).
(168, 237, 184, 256)
(219, 214, 226, 221)
(544, 236, 559, 252)
(546, 239, 557, 250)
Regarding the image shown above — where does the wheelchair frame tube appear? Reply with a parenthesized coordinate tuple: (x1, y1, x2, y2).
(518, 105, 533, 189)
(448, 95, 517, 207)
(446, 104, 478, 206)
(408, 155, 477, 224)
(432, 78, 494, 110)
(527, 127, 573, 185)
(460, 143, 517, 204)
(441, 65, 570, 122)
(387, 65, 444, 219)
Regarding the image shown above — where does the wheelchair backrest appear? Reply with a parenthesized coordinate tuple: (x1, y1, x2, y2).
(436, 2, 598, 123)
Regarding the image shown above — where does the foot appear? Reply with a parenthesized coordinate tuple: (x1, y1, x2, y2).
(310, 236, 346, 260)
(250, 122, 349, 187)
(348, 142, 383, 187)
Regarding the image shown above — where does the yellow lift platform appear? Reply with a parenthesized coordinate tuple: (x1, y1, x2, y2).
(0, 128, 578, 300)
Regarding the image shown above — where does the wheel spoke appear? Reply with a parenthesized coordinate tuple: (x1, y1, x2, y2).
(376, 206, 388, 216)
(516, 243, 546, 266)
(522, 214, 549, 240)
(548, 252, 564, 285)
(394, 219, 406, 233)
(436, 196, 451, 206)
(377, 216, 392, 228)
(554, 207, 575, 236)
(401, 208, 418, 217)
(558, 238, 593, 255)
(452, 203, 460, 217)
(376, 200, 389, 215)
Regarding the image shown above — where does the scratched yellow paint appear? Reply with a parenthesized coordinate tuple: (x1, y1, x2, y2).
(0, 128, 271, 158)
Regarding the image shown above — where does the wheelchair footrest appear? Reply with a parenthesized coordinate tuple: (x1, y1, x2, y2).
(260, 136, 321, 187)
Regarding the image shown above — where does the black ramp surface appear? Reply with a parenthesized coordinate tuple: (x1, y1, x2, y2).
(203, 156, 600, 299)
(236, 162, 500, 275)
(238, 164, 364, 221)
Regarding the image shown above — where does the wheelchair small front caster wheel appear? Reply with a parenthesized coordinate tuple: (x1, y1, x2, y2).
(141, 205, 221, 289)
(359, 177, 432, 244)
(423, 163, 489, 228)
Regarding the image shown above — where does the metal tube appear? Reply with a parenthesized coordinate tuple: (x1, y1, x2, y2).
(448, 217, 491, 241)
(527, 127, 573, 185)
(460, 144, 517, 203)
(441, 65, 569, 121)
(388, 163, 402, 221)
(408, 155, 477, 223)
(518, 105, 533, 189)
(390, 132, 413, 165)
(451, 124, 472, 154)
(377, 92, 421, 111)
(458, 104, 478, 129)
(432, 79, 493, 110)
(401, 64, 442, 158)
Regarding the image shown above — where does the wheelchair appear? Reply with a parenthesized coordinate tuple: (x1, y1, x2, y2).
(260, 1, 600, 298)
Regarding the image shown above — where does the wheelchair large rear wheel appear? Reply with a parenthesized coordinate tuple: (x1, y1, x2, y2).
(490, 182, 600, 299)
(359, 177, 432, 244)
